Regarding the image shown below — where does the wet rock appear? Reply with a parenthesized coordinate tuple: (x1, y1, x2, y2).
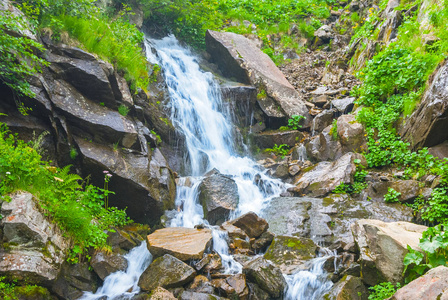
(243, 257, 287, 298)
(332, 97, 355, 114)
(52, 262, 99, 300)
(220, 223, 249, 241)
(247, 282, 269, 300)
(179, 291, 228, 300)
(227, 212, 269, 238)
(324, 275, 368, 300)
(306, 125, 343, 162)
(107, 228, 138, 252)
(0, 192, 71, 285)
(75, 138, 176, 225)
(145, 287, 177, 300)
(351, 220, 427, 285)
(273, 162, 290, 179)
(206, 30, 311, 123)
(138, 254, 196, 292)
(211, 278, 235, 296)
(292, 152, 365, 197)
(226, 274, 249, 299)
(188, 275, 214, 294)
(391, 266, 448, 299)
(251, 231, 275, 252)
(199, 173, 239, 225)
(336, 114, 367, 153)
(400, 56, 448, 149)
(252, 130, 304, 149)
(264, 236, 317, 274)
(146, 227, 212, 261)
(90, 252, 128, 280)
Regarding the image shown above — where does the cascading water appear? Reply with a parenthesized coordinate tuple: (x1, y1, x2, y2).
(80, 242, 152, 300)
(83, 34, 334, 299)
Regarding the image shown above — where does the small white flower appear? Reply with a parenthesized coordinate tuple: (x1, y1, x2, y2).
(6, 172, 11, 175)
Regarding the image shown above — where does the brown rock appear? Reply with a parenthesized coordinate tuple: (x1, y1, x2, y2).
(149, 287, 177, 300)
(228, 212, 269, 238)
(147, 227, 212, 261)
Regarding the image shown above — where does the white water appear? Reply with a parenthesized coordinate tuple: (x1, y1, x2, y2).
(80, 242, 152, 300)
(84, 35, 333, 299)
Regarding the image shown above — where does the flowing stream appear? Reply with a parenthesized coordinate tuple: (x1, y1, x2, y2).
(82, 35, 334, 299)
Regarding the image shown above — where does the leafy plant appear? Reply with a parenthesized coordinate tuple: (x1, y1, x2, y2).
(329, 119, 338, 140)
(384, 187, 401, 203)
(368, 282, 401, 300)
(118, 104, 130, 116)
(264, 144, 290, 158)
(287, 115, 306, 130)
(403, 224, 448, 283)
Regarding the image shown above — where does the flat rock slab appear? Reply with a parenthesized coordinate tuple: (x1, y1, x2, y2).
(147, 227, 213, 261)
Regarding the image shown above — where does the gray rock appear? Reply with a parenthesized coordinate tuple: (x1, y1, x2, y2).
(180, 291, 228, 300)
(332, 97, 355, 114)
(400, 60, 448, 149)
(429, 140, 448, 159)
(306, 125, 343, 162)
(90, 252, 128, 280)
(0, 192, 71, 284)
(138, 254, 196, 292)
(243, 257, 287, 298)
(292, 152, 365, 197)
(390, 180, 420, 202)
(247, 283, 270, 300)
(199, 173, 239, 225)
(336, 114, 367, 153)
(312, 110, 334, 134)
(52, 262, 98, 299)
(264, 236, 317, 274)
(391, 266, 448, 300)
(314, 25, 334, 44)
(206, 30, 311, 124)
(351, 220, 427, 285)
(75, 138, 176, 225)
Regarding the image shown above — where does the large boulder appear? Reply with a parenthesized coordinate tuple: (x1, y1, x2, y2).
(264, 236, 317, 274)
(52, 262, 99, 300)
(264, 195, 414, 246)
(206, 30, 311, 124)
(312, 110, 334, 134)
(306, 125, 343, 162)
(292, 152, 365, 197)
(146, 227, 213, 261)
(138, 254, 196, 292)
(199, 173, 239, 225)
(0, 192, 72, 285)
(75, 138, 176, 225)
(391, 266, 448, 300)
(400, 60, 448, 149)
(243, 257, 287, 298)
(324, 275, 368, 300)
(351, 220, 427, 285)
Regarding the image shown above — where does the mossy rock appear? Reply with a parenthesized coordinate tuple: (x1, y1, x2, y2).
(264, 235, 317, 274)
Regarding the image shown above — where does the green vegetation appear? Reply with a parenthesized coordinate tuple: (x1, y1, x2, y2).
(0, 276, 49, 300)
(287, 115, 306, 130)
(0, 123, 131, 262)
(264, 144, 290, 158)
(368, 282, 401, 300)
(384, 188, 401, 203)
(329, 119, 338, 140)
(118, 104, 130, 116)
(141, 0, 332, 64)
(332, 161, 367, 195)
(0, 11, 49, 98)
(403, 224, 448, 283)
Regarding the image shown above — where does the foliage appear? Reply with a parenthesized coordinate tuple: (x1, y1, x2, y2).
(0, 277, 16, 300)
(384, 187, 401, 203)
(264, 144, 290, 158)
(287, 115, 306, 130)
(403, 224, 448, 283)
(141, 0, 331, 63)
(118, 104, 130, 116)
(0, 123, 131, 261)
(332, 163, 367, 194)
(329, 119, 338, 140)
(0, 11, 49, 98)
(368, 282, 401, 300)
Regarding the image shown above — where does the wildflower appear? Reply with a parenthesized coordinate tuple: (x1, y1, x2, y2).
(6, 171, 11, 175)
(103, 170, 109, 174)
(106, 173, 112, 178)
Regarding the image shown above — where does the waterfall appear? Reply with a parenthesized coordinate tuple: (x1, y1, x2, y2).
(83, 35, 333, 299)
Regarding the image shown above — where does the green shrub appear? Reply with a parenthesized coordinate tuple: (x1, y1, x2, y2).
(384, 187, 401, 203)
(287, 115, 306, 130)
(0, 123, 131, 261)
(368, 282, 401, 300)
(118, 104, 130, 116)
(264, 144, 290, 158)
